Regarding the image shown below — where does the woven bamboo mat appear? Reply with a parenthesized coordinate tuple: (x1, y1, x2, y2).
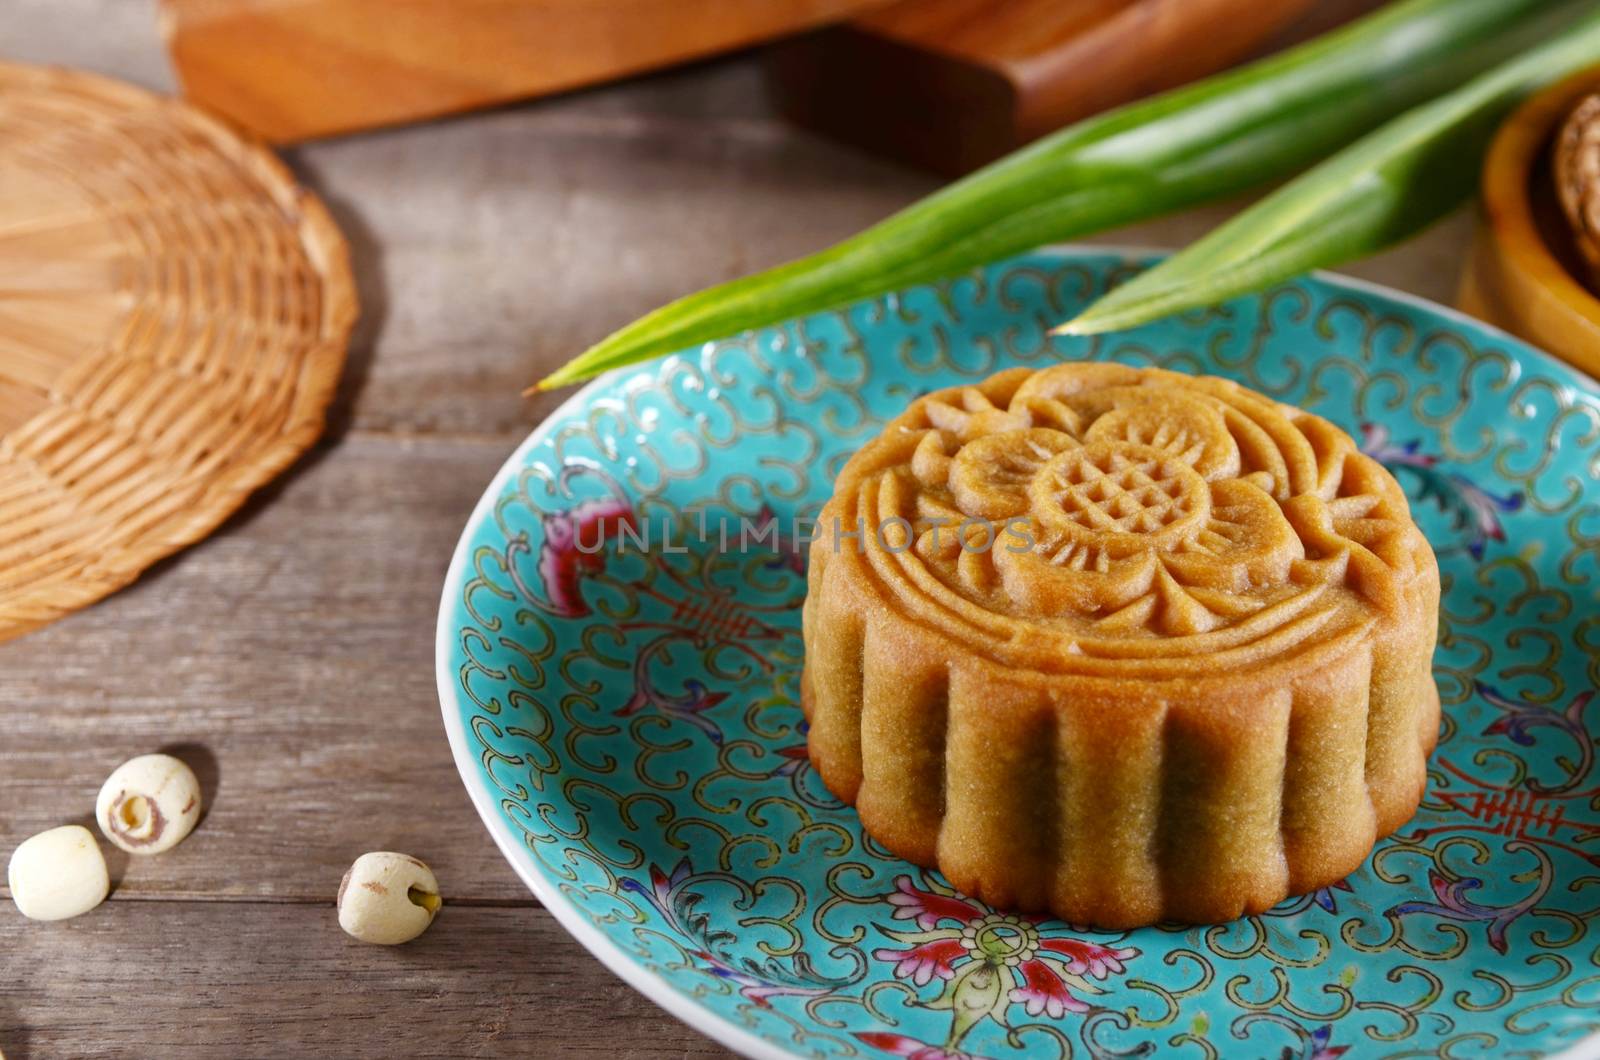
(0, 63, 357, 642)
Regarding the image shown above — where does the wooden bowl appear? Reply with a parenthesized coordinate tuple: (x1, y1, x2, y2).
(1459, 68, 1600, 379)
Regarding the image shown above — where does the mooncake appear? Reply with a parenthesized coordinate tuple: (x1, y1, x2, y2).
(801, 364, 1440, 928)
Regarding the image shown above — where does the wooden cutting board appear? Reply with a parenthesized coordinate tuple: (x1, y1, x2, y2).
(765, 0, 1323, 174)
(160, 0, 900, 142)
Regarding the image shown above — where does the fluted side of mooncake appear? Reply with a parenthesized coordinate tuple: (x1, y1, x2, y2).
(800, 364, 1441, 928)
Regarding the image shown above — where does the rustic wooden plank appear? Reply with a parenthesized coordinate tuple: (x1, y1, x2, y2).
(298, 127, 1473, 443)
(288, 71, 938, 440)
(3, 3, 1479, 1058)
(0, 901, 734, 1058)
(162, 0, 899, 142)
(13, 0, 1452, 446)
(16, 4, 939, 439)
(0, 434, 534, 902)
(0, 3, 1477, 908)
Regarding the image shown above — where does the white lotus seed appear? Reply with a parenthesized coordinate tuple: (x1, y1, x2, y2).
(338, 852, 441, 945)
(95, 753, 202, 855)
(7, 825, 110, 921)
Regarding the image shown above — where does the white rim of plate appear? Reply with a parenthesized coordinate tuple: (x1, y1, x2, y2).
(435, 244, 1600, 1060)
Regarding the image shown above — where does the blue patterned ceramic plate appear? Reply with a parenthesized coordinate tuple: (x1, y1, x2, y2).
(437, 248, 1600, 1059)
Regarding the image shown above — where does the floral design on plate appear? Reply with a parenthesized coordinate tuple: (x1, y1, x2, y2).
(869, 874, 1135, 1043)
(439, 249, 1600, 1058)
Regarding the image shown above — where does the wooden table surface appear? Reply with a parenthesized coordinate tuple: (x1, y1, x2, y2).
(2, 1, 1466, 1056)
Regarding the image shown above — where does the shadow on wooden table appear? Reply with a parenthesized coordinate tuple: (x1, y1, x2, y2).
(283, 167, 389, 448)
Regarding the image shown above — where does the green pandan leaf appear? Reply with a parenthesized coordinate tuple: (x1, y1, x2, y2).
(538, 0, 1590, 389)
(1063, 10, 1600, 335)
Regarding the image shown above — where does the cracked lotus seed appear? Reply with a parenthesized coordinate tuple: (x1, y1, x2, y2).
(95, 753, 202, 855)
(7, 825, 110, 921)
(338, 852, 441, 945)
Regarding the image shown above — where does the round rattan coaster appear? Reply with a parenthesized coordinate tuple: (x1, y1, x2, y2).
(0, 63, 357, 642)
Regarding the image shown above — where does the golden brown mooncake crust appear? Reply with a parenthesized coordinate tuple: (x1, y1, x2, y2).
(800, 364, 1440, 929)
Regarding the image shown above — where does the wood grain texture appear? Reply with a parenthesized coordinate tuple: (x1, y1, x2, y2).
(3, 0, 1461, 1055)
(765, 0, 1324, 174)
(1, 902, 729, 1059)
(0, 435, 535, 902)
(161, 0, 898, 141)
(287, 65, 940, 438)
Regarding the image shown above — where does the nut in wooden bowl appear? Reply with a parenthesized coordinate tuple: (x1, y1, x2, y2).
(1554, 91, 1600, 283)
(1459, 67, 1600, 379)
